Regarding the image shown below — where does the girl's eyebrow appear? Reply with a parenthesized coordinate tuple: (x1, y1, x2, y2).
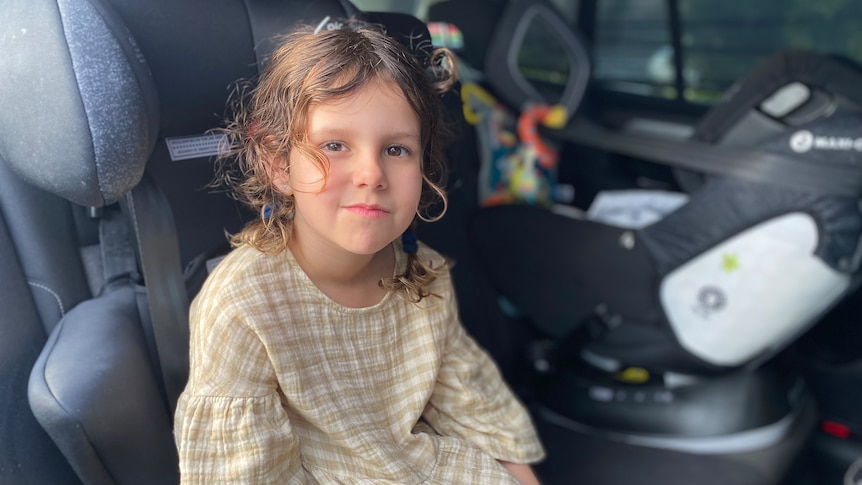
(309, 128, 420, 141)
(386, 131, 421, 141)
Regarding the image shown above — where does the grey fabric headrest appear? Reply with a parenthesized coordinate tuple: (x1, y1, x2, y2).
(0, 0, 159, 207)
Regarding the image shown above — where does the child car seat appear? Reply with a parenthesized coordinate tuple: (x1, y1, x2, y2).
(1, 0, 471, 483)
(475, 50, 862, 375)
(467, 13, 862, 485)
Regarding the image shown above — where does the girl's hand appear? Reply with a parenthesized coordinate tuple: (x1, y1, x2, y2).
(498, 460, 541, 485)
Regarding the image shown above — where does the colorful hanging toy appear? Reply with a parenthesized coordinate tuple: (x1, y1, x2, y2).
(461, 82, 568, 206)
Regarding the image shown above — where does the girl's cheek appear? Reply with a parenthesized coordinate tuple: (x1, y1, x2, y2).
(293, 178, 327, 193)
(290, 164, 329, 192)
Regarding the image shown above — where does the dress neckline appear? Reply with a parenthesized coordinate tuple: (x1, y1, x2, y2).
(282, 241, 405, 313)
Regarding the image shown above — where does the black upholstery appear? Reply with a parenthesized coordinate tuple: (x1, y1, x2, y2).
(102, 0, 259, 267)
(29, 282, 178, 484)
(0, 121, 96, 484)
(0, 209, 81, 484)
(0, 161, 95, 331)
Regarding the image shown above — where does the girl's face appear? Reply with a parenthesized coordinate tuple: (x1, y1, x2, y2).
(282, 79, 423, 257)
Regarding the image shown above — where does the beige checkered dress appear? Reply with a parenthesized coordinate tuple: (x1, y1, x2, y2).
(175, 241, 545, 484)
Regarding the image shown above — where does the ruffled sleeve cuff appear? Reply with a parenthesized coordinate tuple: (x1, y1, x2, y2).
(424, 317, 546, 464)
(174, 392, 305, 484)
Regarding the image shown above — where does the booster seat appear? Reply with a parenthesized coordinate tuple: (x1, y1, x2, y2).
(0, 0, 474, 483)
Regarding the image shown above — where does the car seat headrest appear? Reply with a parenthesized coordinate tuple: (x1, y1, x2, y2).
(483, 0, 590, 116)
(0, 0, 159, 208)
(432, 0, 589, 118)
(245, 0, 361, 70)
(428, 0, 504, 70)
(364, 11, 436, 65)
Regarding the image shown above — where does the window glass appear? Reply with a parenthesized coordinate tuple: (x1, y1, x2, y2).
(680, 0, 862, 102)
(350, 0, 421, 16)
(352, 0, 579, 30)
(595, 0, 862, 103)
(518, 14, 572, 98)
(593, 0, 675, 98)
(548, 0, 580, 25)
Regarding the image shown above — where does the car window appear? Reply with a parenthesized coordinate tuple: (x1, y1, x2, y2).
(353, 0, 862, 108)
(593, 0, 672, 98)
(548, 0, 580, 25)
(594, 0, 862, 104)
(353, 0, 579, 24)
(680, 0, 862, 101)
(351, 0, 423, 15)
(516, 7, 574, 100)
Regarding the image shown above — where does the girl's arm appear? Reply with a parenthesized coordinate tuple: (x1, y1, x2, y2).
(176, 297, 304, 484)
(421, 266, 546, 476)
(499, 461, 542, 485)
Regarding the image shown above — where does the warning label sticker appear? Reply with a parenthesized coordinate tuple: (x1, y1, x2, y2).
(165, 134, 228, 161)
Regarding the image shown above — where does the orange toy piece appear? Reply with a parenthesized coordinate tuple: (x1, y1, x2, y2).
(516, 104, 567, 170)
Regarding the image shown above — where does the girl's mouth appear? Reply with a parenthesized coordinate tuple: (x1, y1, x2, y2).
(345, 204, 390, 218)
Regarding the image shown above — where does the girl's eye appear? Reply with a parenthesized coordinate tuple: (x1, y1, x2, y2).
(385, 145, 409, 157)
(322, 142, 345, 152)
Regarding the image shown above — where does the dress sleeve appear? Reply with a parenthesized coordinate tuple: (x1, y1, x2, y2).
(174, 287, 304, 484)
(422, 277, 546, 464)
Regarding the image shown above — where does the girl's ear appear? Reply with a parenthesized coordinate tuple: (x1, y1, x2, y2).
(266, 155, 293, 196)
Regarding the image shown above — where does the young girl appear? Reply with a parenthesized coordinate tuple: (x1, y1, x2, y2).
(174, 19, 545, 484)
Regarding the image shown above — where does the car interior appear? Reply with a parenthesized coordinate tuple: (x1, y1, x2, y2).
(1, 0, 861, 484)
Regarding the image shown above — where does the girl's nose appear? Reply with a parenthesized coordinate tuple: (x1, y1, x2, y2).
(352, 152, 387, 189)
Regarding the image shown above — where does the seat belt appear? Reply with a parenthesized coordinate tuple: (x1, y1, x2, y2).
(116, 172, 190, 414)
(97, 205, 139, 290)
(556, 118, 862, 198)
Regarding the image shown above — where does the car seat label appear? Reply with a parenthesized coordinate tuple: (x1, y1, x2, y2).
(165, 134, 227, 161)
(789, 130, 862, 153)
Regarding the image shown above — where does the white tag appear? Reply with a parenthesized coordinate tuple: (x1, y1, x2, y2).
(165, 134, 227, 161)
(587, 189, 689, 229)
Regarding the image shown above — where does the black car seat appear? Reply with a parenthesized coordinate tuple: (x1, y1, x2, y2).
(1, 0, 244, 481)
(1, 0, 496, 483)
(476, 50, 862, 375)
(0, 0, 159, 482)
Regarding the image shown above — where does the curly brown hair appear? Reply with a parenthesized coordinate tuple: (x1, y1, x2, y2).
(214, 19, 458, 302)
